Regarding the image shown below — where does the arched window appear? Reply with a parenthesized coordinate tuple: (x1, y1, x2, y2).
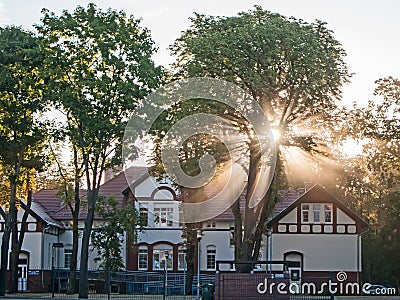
(206, 245, 216, 270)
(153, 244, 173, 270)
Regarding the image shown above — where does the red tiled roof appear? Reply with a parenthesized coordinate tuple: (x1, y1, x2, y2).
(33, 188, 87, 220)
(179, 164, 307, 222)
(33, 166, 147, 221)
(32, 163, 308, 226)
(33, 189, 64, 213)
(100, 166, 146, 202)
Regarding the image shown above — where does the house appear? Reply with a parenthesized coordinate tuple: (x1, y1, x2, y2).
(122, 171, 368, 282)
(0, 166, 368, 293)
(0, 167, 145, 292)
(266, 185, 369, 284)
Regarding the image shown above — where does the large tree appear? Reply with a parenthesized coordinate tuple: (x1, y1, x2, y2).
(339, 77, 399, 286)
(169, 7, 351, 271)
(36, 4, 162, 298)
(0, 26, 48, 294)
(311, 74, 399, 288)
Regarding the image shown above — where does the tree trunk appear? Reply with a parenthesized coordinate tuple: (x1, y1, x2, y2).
(9, 178, 33, 294)
(67, 211, 79, 294)
(0, 164, 22, 295)
(235, 137, 261, 273)
(8, 180, 19, 293)
(0, 210, 11, 296)
(67, 153, 81, 295)
(232, 197, 243, 265)
(78, 189, 97, 299)
(252, 161, 279, 262)
(234, 149, 281, 273)
(183, 223, 197, 295)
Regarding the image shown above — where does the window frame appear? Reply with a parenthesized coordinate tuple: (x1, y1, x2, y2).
(138, 246, 148, 270)
(301, 204, 310, 223)
(301, 203, 333, 224)
(139, 207, 149, 227)
(313, 204, 321, 223)
(324, 204, 333, 224)
(178, 248, 186, 271)
(206, 246, 216, 270)
(153, 247, 173, 271)
(64, 248, 73, 269)
(153, 206, 174, 227)
(229, 226, 235, 246)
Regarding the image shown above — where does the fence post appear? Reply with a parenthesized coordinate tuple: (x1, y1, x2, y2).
(217, 270, 220, 300)
(163, 263, 167, 300)
(107, 269, 111, 300)
(51, 266, 55, 298)
(330, 271, 334, 300)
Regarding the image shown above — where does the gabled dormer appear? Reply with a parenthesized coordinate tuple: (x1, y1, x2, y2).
(267, 184, 368, 235)
(123, 172, 181, 228)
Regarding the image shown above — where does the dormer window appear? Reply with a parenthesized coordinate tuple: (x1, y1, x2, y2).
(301, 203, 333, 224)
(313, 204, 321, 223)
(324, 204, 333, 223)
(302, 204, 309, 222)
(154, 206, 174, 227)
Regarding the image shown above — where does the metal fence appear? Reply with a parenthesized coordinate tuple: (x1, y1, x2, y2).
(55, 269, 214, 298)
(6, 268, 335, 300)
(7, 269, 215, 299)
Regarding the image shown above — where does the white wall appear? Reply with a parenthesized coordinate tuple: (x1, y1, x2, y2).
(279, 208, 297, 223)
(200, 229, 234, 271)
(138, 229, 182, 245)
(337, 208, 355, 224)
(134, 177, 178, 198)
(270, 234, 360, 272)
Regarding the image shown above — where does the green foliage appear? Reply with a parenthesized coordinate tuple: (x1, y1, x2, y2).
(0, 25, 50, 295)
(91, 196, 141, 271)
(171, 6, 351, 132)
(36, 4, 163, 295)
(149, 98, 239, 180)
(36, 3, 163, 177)
(333, 77, 399, 286)
(0, 24, 50, 220)
(0, 26, 49, 176)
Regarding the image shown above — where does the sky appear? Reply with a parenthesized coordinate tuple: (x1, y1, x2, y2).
(1, 0, 399, 109)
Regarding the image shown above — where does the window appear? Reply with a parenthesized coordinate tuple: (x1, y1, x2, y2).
(139, 207, 148, 227)
(229, 226, 235, 246)
(301, 203, 333, 224)
(138, 246, 148, 270)
(154, 207, 174, 227)
(301, 204, 309, 223)
(153, 246, 173, 270)
(313, 204, 321, 223)
(178, 247, 186, 270)
(206, 246, 216, 270)
(207, 222, 216, 228)
(253, 246, 262, 270)
(64, 249, 72, 268)
(324, 204, 333, 223)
